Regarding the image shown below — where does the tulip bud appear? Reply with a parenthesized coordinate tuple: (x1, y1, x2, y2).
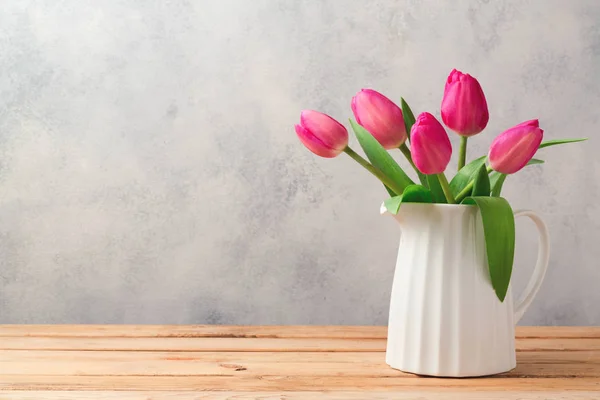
(441, 69, 489, 136)
(488, 119, 543, 174)
(351, 89, 407, 149)
(295, 110, 348, 158)
(410, 112, 452, 174)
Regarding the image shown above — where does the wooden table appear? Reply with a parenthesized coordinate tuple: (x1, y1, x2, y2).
(0, 326, 598, 399)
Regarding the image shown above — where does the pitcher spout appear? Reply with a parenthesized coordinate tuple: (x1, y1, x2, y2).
(380, 202, 390, 216)
(380, 201, 405, 226)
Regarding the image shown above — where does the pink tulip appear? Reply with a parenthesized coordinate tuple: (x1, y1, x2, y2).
(441, 69, 489, 136)
(410, 112, 452, 174)
(295, 110, 348, 158)
(488, 119, 543, 174)
(351, 89, 407, 149)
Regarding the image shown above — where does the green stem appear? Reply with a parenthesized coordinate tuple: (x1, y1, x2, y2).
(343, 147, 404, 195)
(455, 165, 495, 203)
(458, 136, 468, 171)
(398, 143, 420, 176)
(436, 173, 456, 204)
(455, 181, 473, 203)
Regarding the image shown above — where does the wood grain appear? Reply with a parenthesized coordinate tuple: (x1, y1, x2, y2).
(2, 350, 600, 377)
(1, 336, 599, 352)
(2, 374, 600, 391)
(0, 325, 599, 338)
(0, 392, 598, 400)
(0, 325, 598, 398)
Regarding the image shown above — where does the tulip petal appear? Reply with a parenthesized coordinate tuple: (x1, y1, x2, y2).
(410, 112, 452, 174)
(514, 119, 539, 129)
(488, 121, 543, 174)
(295, 123, 340, 158)
(351, 89, 407, 149)
(300, 110, 348, 152)
(441, 69, 489, 136)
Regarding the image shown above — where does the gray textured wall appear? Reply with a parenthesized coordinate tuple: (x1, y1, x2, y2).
(0, 0, 598, 325)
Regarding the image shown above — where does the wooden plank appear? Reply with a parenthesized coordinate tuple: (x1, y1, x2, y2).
(0, 350, 383, 364)
(1, 375, 599, 391)
(3, 349, 600, 364)
(517, 338, 600, 352)
(1, 336, 599, 352)
(1, 359, 598, 378)
(0, 337, 385, 352)
(0, 391, 598, 400)
(0, 325, 598, 339)
(2, 350, 600, 377)
(0, 325, 386, 339)
(517, 327, 600, 339)
(1, 326, 599, 395)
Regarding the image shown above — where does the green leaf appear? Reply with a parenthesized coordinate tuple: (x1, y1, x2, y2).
(472, 164, 491, 196)
(384, 185, 397, 197)
(399, 143, 428, 187)
(416, 170, 429, 188)
(350, 119, 415, 194)
(489, 172, 501, 190)
(427, 174, 447, 203)
(527, 158, 545, 165)
(461, 196, 515, 302)
(489, 158, 544, 197)
(449, 156, 487, 197)
(491, 174, 507, 197)
(400, 97, 416, 142)
(539, 138, 587, 149)
(384, 185, 433, 214)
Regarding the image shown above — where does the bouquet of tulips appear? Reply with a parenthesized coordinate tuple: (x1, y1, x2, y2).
(294, 69, 586, 302)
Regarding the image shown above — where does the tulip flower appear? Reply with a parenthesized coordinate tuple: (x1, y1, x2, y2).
(488, 119, 544, 174)
(441, 69, 489, 171)
(410, 112, 452, 175)
(294, 110, 408, 195)
(411, 112, 455, 203)
(441, 69, 489, 136)
(351, 89, 407, 149)
(295, 110, 348, 158)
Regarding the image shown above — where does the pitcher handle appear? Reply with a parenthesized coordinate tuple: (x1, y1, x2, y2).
(513, 210, 550, 324)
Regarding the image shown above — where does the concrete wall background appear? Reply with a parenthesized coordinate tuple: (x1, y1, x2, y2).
(0, 0, 598, 325)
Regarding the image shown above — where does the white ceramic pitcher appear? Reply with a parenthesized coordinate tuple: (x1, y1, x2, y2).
(382, 203, 550, 377)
